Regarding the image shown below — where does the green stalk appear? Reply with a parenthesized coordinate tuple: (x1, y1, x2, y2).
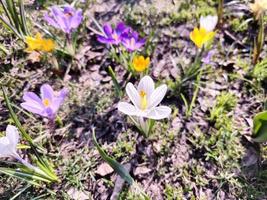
(217, 0, 224, 25)
(0, 15, 23, 39)
(253, 14, 264, 65)
(108, 66, 123, 98)
(6, 0, 21, 33)
(186, 69, 203, 118)
(2, 86, 34, 144)
(0, 43, 8, 54)
(0, 0, 13, 25)
(92, 129, 150, 199)
(92, 129, 134, 185)
(19, 0, 29, 36)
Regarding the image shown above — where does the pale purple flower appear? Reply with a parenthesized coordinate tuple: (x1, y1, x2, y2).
(21, 84, 68, 120)
(202, 50, 215, 64)
(121, 31, 146, 52)
(97, 22, 129, 45)
(44, 5, 83, 34)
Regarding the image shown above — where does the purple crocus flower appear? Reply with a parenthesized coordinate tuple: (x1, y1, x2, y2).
(44, 5, 83, 34)
(201, 50, 215, 65)
(97, 22, 129, 45)
(20, 84, 68, 120)
(121, 31, 146, 52)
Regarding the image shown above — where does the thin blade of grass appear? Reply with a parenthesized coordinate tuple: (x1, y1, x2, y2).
(0, 15, 23, 39)
(0, 43, 8, 54)
(18, 0, 28, 35)
(1, 86, 33, 143)
(0, 0, 14, 27)
(36, 158, 59, 181)
(108, 66, 122, 98)
(5, 0, 20, 30)
(9, 185, 31, 200)
(92, 128, 134, 185)
(0, 167, 52, 183)
(9, 0, 23, 34)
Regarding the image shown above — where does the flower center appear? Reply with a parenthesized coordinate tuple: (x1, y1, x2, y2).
(43, 98, 50, 107)
(139, 90, 147, 110)
(64, 11, 73, 18)
(112, 33, 119, 41)
(130, 38, 135, 47)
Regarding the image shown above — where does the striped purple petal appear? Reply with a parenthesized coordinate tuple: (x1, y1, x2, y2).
(21, 102, 46, 117)
(41, 84, 54, 101)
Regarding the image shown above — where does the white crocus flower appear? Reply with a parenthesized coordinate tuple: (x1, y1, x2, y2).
(200, 15, 218, 32)
(0, 125, 20, 158)
(0, 125, 44, 174)
(118, 76, 171, 120)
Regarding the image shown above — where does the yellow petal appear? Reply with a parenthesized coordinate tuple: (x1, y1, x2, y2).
(41, 39, 55, 52)
(25, 33, 55, 53)
(35, 32, 42, 40)
(190, 27, 215, 48)
(25, 36, 41, 52)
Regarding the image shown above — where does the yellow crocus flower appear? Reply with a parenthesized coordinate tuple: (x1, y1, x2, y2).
(132, 55, 150, 72)
(25, 33, 55, 52)
(250, 0, 267, 20)
(190, 27, 215, 49)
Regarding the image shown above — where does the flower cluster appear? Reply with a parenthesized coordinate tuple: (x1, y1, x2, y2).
(97, 22, 146, 52)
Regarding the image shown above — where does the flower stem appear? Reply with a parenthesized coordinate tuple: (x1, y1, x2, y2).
(13, 153, 46, 176)
(55, 115, 63, 127)
(108, 66, 123, 98)
(66, 33, 75, 56)
(253, 14, 264, 65)
(217, 0, 224, 26)
(139, 117, 149, 137)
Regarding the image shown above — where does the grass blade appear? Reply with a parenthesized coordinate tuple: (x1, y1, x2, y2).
(1, 86, 33, 143)
(0, 0, 13, 25)
(9, 0, 22, 33)
(108, 66, 122, 98)
(92, 128, 134, 185)
(0, 167, 52, 184)
(0, 15, 23, 39)
(0, 43, 8, 54)
(9, 185, 31, 200)
(18, 0, 28, 35)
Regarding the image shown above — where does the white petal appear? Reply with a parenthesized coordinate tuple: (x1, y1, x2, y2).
(118, 102, 138, 116)
(6, 125, 19, 148)
(200, 15, 218, 32)
(148, 84, 167, 108)
(146, 106, 172, 120)
(126, 83, 140, 108)
(0, 137, 12, 157)
(137, 76, 154, 97)
(118, 102, 149, 118)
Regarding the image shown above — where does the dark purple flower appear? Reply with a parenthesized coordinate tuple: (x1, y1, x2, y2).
(97, 22, 129, 45)
(21, 84, 68, 120)
(44, 5, 83, 34)
(121, 31, 146, 52)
